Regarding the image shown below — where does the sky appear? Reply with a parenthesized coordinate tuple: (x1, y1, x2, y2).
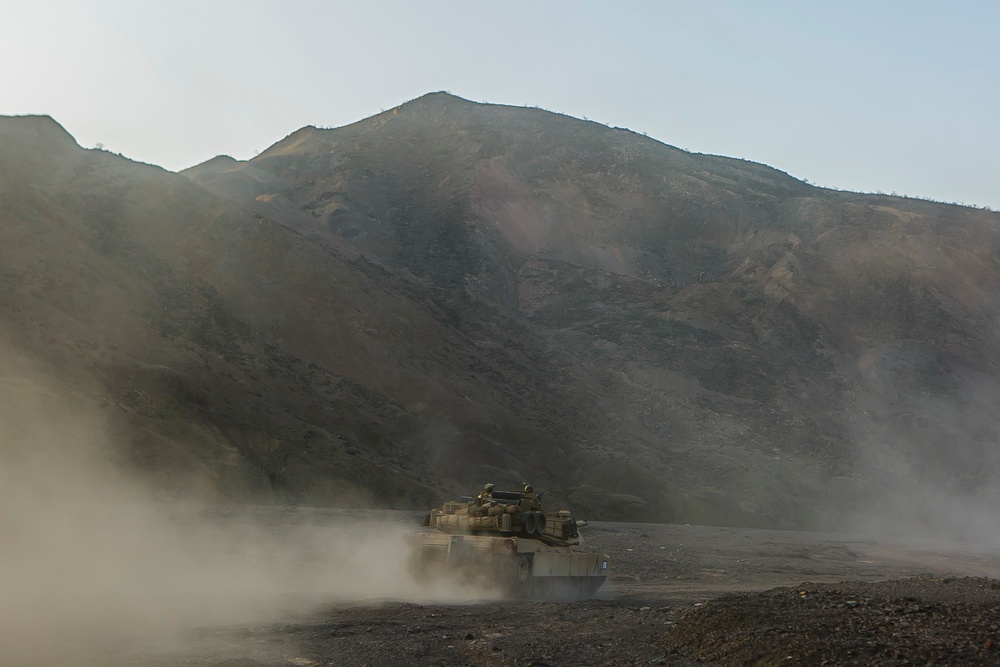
(2, 0, 998, 209)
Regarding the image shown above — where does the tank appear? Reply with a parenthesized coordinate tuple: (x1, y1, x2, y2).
(407, 484, 611, 599)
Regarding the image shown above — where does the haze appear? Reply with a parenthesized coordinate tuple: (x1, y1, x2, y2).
(2, 0, 998, 210)
(0, 344, 491, 665)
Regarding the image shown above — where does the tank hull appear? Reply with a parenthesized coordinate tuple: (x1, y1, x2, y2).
(407, 531, 610, 599)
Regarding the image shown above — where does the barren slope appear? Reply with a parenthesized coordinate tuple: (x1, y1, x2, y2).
(2, 94, 999, 530)
(185, 93, 1000, 531)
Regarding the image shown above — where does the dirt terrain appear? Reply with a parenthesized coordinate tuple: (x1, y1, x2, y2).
(30, 508, 1000, 667)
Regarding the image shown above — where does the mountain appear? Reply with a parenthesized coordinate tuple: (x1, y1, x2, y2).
(2, 94, 999, 531)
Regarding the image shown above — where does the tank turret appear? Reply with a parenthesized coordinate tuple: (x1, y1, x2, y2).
(427, 487, 583, 545)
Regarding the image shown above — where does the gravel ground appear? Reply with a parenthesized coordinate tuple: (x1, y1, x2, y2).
(21, 511, 1000, 667)
(669, 576, 1000, 666)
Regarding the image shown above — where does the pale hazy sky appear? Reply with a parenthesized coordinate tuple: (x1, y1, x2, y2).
(3, 1, 998, 209)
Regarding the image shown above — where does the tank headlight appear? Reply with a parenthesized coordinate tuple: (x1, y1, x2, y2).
(602, 561, 608, 570)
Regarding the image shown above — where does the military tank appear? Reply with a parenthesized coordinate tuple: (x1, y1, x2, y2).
(407, 484, 611, 599)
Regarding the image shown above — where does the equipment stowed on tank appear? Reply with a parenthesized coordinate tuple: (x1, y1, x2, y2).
(407, 484, 611, 598)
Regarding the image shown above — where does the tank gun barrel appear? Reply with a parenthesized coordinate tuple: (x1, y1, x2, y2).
(489, 490, 525, 502)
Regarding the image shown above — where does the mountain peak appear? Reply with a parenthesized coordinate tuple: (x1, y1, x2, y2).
(404, 90, 474, 105)
(182, 154, 244, 176)
(0, 114, 79, 150)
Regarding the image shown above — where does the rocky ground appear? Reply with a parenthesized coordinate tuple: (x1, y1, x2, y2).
(670, 577, 1000, 666)
(23, 509, 1000, 667)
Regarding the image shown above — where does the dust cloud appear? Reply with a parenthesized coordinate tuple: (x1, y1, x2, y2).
(827, 390, 1000, 550)
(832, 443, 1000, 548)
(0, 356, 480, 666)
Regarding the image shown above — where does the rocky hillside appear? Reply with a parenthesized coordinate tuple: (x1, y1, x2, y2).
(2, 94, 999, 531)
